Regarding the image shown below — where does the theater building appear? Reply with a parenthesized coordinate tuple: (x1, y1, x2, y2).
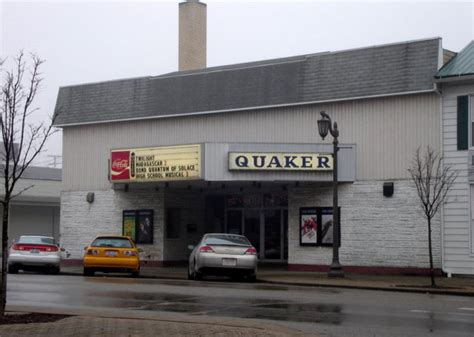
(55, 30, 456, 273)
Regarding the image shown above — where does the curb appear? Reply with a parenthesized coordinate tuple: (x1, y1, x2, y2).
(58, 268, 474, 297)
(257, 278, 474, 297)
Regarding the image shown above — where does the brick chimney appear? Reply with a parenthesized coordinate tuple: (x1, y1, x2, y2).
(179, 0, 207, 71)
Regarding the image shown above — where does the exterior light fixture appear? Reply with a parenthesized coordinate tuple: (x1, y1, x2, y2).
(317, 111, 344, 278)
(317, 114, 331, 140)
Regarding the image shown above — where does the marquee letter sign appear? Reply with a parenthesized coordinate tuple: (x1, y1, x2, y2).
(110, 144, 201, 183)
(228, 152, 333, 171)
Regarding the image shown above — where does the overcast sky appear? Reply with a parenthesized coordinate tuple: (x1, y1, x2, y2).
(1, 0, 473, 167)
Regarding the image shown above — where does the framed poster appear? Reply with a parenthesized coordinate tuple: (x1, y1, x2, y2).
(123, 210, 137, 241)
(300, 208, 318, 246)
(320, 208, 334, 246)
(136, 210, 154, 244)
(299, 207, 341, 247)
(122, 209, 154, 244)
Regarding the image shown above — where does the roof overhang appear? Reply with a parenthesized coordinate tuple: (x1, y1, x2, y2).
(434, 74, 474, 84)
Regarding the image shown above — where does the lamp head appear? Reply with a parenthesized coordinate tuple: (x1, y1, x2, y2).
(317, 111, 331, 140)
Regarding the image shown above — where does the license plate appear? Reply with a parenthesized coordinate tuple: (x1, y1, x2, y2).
(222, 258, 236, 266)
(30, 249, 40, 254)
(105, 251, 118, 257)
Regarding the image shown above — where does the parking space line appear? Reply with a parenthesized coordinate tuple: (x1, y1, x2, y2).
(458, 307, 474, 311)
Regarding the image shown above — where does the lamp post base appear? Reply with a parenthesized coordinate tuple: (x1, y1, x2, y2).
(328, 261, 344, 278)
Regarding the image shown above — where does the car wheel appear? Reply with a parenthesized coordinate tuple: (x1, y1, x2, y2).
(193, 261, 202, 280)
(247, 274, 257, 282)
(131, 271, 140, 278)
(50, 266, 60, 275)
(187, 264, 194, 280)
(83, 268, 94, 276)
(8, 265, 18, 274)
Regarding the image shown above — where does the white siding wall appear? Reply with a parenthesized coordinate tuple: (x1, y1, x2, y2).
(442, 83, 474, 275)
(6, 205, 60, 243)
(62, 93, 440, 191)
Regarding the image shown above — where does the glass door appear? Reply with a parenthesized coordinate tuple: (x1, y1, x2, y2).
(264, 210, 281, 259)
(226, 210, 242, 235)
(225, 207, 288, 261)
(243, 210, 261, 258)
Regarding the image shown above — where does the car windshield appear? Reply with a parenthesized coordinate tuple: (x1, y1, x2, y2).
(91, 237, 133, 248)
(18, 236, 55, 245)
(204, 234, 251, 246)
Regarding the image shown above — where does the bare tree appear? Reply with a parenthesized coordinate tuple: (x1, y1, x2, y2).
(0, 52, 58, 316)
(408, 146, 457, 287)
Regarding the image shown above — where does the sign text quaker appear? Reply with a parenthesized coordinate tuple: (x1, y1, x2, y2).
(228, 152, 333, 171)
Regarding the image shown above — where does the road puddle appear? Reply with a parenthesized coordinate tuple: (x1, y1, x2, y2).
(87, 289, 346, 324)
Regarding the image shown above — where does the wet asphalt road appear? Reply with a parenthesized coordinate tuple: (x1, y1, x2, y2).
(6, 273, 474, 337)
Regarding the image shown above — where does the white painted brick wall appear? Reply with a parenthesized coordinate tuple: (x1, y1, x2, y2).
(289, 180, 441, 268)
(60, 189, 164, 260)
(164, 190, 206, 261)
(61, 180, 441, 268)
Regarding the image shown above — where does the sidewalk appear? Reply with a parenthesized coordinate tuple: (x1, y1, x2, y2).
(61, 264, 474, 296)
(1, 307, 316, 337)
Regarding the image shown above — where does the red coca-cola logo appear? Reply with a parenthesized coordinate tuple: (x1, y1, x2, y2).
(112, 159, 129, 170)
(111, 151, 130, 181)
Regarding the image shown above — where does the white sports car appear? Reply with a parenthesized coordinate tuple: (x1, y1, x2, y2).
(188, 233, 258, 281)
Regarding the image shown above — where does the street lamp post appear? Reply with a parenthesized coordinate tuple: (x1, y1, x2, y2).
(317, 111, 344, 278)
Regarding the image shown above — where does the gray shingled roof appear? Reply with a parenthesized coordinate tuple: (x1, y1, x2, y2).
(54, 38, 440, 126)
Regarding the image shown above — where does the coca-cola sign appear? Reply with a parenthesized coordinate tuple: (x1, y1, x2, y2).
(110, 145, 201, 183)
(111, 151, 131, 181)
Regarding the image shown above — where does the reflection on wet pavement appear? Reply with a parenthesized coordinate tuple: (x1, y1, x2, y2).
(85, 289, 344, 324)
(86, 276, 341, 293)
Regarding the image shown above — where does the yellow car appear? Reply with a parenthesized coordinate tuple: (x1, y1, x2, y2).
(83, 236, 141, 277)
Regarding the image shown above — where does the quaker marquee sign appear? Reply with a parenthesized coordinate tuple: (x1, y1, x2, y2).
(110, 144, 201, 182)
(228, 152, 333, 171)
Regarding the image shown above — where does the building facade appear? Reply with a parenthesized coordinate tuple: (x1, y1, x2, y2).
(54, 36, 453, 273)
(0, 166, 61, 244)
(436, 41, 474, 276)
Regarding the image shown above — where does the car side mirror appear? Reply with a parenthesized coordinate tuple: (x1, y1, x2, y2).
(60, 247, 66, 252)
(84, 246, 88, 251)
(187, 245, 195, 250)
(138, 248, 144, 253)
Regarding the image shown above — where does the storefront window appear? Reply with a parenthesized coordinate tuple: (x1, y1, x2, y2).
(263, 193, 288, 207)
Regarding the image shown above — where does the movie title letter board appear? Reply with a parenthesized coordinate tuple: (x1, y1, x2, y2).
(111, 144, 201, 183)
(122, 209, 154, 244)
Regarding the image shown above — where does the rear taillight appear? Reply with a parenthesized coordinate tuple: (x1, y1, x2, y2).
(11, 244, 58, 251)
(124, 251, 137, 256)
(244, 247, 257, 255)
(87, 249, 99, 255)
(45, 246, 59, 252)
(199, 245, 215, 253)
